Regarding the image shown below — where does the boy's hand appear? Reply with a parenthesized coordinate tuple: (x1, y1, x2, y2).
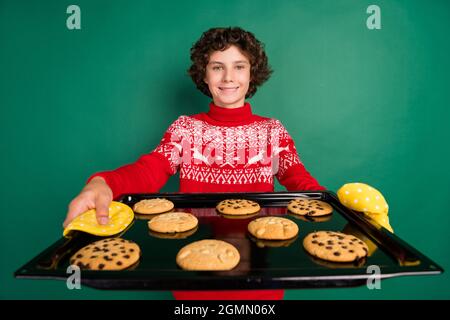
(63, 176, 113, 228)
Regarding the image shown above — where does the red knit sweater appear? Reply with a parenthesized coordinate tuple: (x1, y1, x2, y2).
(89, 102, 325, 300)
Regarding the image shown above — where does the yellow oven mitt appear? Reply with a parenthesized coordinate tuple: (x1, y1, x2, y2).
(63, 201, 134, 237)
(337, 183, 394, 233)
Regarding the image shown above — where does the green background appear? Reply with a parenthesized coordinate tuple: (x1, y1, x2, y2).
(1, 0, 449, 299)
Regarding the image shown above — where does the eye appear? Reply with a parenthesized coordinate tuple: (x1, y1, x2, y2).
(212, 65, 223, 71)
(236, 65, 246, 70)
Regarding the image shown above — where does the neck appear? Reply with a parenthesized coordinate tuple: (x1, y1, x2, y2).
(207, 102, 253, 123)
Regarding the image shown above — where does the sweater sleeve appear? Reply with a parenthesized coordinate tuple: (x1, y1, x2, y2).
(272, 120, 326, 191)
(87, 116, 188, 199)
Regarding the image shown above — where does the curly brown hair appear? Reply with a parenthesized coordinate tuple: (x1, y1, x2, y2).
(188, 27, 273, 98)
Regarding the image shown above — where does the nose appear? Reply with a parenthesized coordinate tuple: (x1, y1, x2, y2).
(223, 68, 234, 82)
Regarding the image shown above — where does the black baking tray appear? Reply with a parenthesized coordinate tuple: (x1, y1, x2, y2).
(15, 191, 443, 290)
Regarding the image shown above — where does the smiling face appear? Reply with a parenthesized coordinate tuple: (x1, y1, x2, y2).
(204, 45, 251, 109)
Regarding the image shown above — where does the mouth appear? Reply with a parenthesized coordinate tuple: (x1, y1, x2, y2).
(219, 86, 239, 92)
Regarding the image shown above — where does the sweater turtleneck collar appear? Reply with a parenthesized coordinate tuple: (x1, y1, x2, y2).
(206, 102, 253, 124)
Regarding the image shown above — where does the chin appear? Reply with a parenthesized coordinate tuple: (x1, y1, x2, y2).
(216, 96, 243, 106)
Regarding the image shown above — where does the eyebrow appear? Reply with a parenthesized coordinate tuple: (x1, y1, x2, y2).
(209, 60, 249, 65)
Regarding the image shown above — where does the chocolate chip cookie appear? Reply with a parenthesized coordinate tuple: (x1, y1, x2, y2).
(303, 231, 369, 263)
(216, 199, 261, 215)
(287, 198, 333, 217)
(70, 238, 141, 270)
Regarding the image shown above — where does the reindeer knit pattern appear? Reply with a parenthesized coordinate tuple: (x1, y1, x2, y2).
(89, 102, 324, 198)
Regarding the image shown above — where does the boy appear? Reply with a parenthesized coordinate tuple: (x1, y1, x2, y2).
(64, 27, 325, 300)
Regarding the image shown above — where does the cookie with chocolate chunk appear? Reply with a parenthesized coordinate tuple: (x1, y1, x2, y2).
(247, 216, 299, 240)
(70, 238, 141, 270)
(148, 212, 198, 233)
(133, 198, 174, 215)
(216, 199, 260, 215)
(288, 198, 333, 217)
(176, 239, 240, 271)
(303, 231, 368, 263)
